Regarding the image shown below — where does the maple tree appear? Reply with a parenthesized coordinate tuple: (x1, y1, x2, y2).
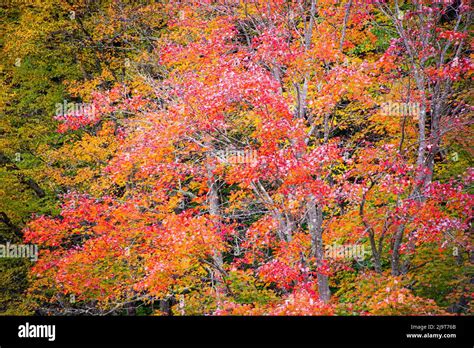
(0, 0, 472, 316)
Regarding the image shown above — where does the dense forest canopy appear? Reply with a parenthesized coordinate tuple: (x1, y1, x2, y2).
(0, 0, 472, 315)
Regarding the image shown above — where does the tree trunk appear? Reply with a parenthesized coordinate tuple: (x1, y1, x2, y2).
(391, 224, 406, 276)
(206, 162, 226, 300)
(307, 198, 330, 303)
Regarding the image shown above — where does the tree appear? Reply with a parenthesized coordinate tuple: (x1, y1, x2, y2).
(6, 0, 472, 315)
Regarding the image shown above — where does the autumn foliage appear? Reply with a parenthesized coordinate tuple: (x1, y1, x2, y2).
(1, 0, 472, 316)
